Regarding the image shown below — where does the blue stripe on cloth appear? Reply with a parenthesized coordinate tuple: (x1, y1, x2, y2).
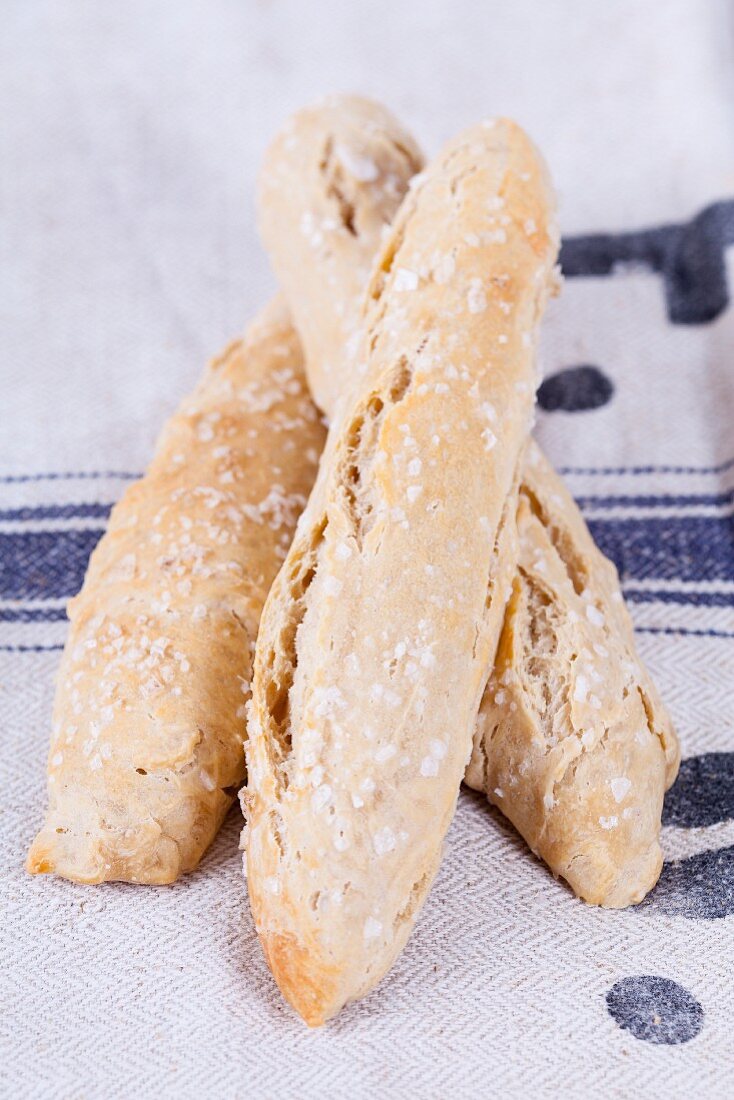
(0, 607, 67, 622)
(1, 458, 733, 485)
(576, 491, 734, 510)
(558, 457, 734, 476)
(636, 627, 734, 639)
(0, 529, 104, 599)
(586, 516, 734, 582)
(1, 494, 733, 527)
(0, 503, 113, 522)
(625, 590, 734, 608)
(0, 644, 64, 652)
(2, 510, 734, 600)
(0, 471, 139, 484)
(2, 488, 734, 529)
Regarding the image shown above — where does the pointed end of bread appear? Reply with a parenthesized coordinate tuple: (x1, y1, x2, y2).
(26, 835, 55, 875)
(260, 930, 343, 1027)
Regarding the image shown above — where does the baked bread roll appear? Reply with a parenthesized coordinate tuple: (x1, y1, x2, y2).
(245, 118, 559, 1025)
(27, 300, 325, 884)
(257, 94, 679, 908)
(465, 444, 678, 906)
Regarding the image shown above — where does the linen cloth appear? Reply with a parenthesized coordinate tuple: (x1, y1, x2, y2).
(2, 2, 733, 1096)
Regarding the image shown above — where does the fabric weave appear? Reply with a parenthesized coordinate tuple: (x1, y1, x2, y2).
(2, 1, 733, 1096)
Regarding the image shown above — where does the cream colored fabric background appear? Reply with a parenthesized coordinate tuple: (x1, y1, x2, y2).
(2, 2, 733, 1096)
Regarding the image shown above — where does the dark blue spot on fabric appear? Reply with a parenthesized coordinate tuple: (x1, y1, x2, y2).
(606, 976, 703, 1044)
(538, 366, 613, 412)
(663, 753, 734, 828)
(561, 198, 734, 324)
(640, 846, 734, 920)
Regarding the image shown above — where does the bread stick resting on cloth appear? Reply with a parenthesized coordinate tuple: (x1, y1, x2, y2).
(257, 95, 679, 908)
(244, 119, 559, 1025)
(27, 301, 325, 884)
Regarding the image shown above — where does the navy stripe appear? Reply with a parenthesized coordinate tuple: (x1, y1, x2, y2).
(635, 627, 734, 639)
(587, 515, 734, 583)
(0, 502, 113, 522)
(1, 516, 734, 600)
(0, 529, 104, 599)
(0, 644, 64, 652)
(0, 607, 67, 622)
(1, 458, 733, 485)
(625, 589, 734, 608)
(0, 471, 139, 484)
(558, 457, 734, 477)
(576, 491, 734, 511)
(2, 489, 734, 529)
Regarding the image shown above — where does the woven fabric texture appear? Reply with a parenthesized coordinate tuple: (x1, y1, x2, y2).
(2, 2, 733, 1096)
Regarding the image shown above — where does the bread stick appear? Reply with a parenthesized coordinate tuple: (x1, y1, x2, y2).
(245, 119, 559, 1024)
(27, 300, 325, 884)
(257, 95, 679, 908)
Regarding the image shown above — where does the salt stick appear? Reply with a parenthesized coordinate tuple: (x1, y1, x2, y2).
(27, 300, 325, 884)
(246, 115, 560, 1025)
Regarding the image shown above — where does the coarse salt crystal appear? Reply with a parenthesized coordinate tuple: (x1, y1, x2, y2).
(311, 784, 332, 812)
(334, 143, 379, 182)
(420, 756, 439, 777)
(373, 827, 396, 855)
(610, 777, 631, 803)
(394, 268, 419, 291)
(574, 675, 588, 703)
(323, 575, 343, 598)
(467, 278, 487, 314)
(364, 917, 382, 940)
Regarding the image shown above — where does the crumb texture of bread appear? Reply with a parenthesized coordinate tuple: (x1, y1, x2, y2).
(27, 299, 325, 885)
(257, 94, 679, 911)
(463, 442, 679, 907)
(245, 118, 559, 1024)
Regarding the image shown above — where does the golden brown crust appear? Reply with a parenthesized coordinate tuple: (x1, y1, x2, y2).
(246, 119, 559, 1023)
(27, 299, 325, 884)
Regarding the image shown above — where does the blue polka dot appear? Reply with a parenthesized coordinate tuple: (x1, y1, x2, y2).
(663, 752, 734, 828)
(606, 976, 703, 1044)
(538, 365, 614, 412)
(640, 845, 734, 920)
